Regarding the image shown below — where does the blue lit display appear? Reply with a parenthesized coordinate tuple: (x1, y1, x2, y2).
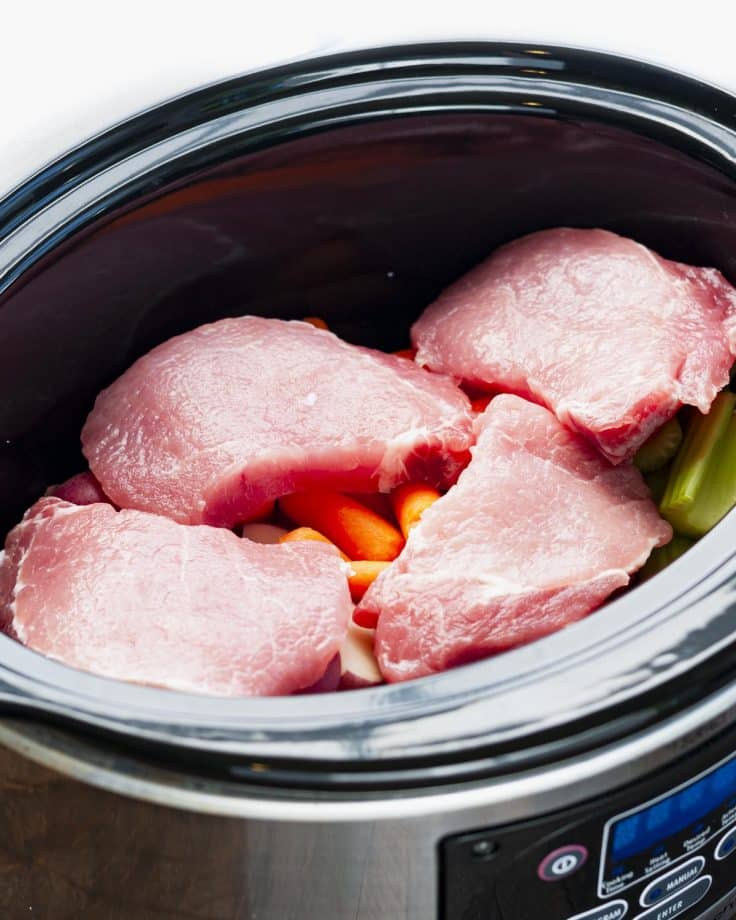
(611, 754, 736, 862)
(645, 799, 671, 834)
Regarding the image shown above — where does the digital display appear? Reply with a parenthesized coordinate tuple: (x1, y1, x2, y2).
(610, 755, 736, 862)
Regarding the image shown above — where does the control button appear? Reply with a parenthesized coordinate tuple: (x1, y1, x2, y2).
(567, 899, 629, 920)
(640, 857, 706, 907)
(633, 876, 711, 920)
(715, 824, 736, 860)
(537, 844, 588, 881)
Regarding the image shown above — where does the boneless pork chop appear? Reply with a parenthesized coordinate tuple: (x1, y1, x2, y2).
(82, 317, 474, 527)
(358, 395, 672, 683)
(0, 498, 352, 696)
(413, 228, 736, 463)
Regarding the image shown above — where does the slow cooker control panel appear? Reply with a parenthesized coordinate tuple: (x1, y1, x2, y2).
(599, 749, 736, 901)
(440, 730, 736, 920)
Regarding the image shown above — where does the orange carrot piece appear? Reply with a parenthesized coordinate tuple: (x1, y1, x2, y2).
(279, 491, 405, 561)
(346, 491, 395, 522)
(353, 606, 379, 629)
(303, 316, 329, 330)
(278, 526, 350, 561)
(393, 348, 416, 360)
(390, 482, 442, 539)
(348, 560, 391, 602)
(470, 395, 493, 414)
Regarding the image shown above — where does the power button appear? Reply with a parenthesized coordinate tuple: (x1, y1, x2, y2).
(538, 845, 589, 881)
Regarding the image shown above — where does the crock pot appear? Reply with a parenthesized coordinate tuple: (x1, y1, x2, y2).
(2, 42, 736, 920)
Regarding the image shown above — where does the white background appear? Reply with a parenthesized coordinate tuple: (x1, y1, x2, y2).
(2, 1, 736, 195)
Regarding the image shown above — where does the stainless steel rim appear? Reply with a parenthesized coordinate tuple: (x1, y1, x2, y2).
(3, 670, 736, 823)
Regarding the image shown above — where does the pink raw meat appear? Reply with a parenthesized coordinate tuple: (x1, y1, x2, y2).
(358, 395, 672, 683)
(0, 498, 352, 696)
(48, 471, 111, 506)
(82, 317, 474, 527)
(413, 228, 736, 463)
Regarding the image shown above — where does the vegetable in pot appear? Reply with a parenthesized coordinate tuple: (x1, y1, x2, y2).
(279, 526, 350, 561)
(638, 535, 695, 581)
(279, 490, 405, 561)
(347, 560, 391, 601)
(634, 417, 683, 473)
(644, 466, 670, 504)
(390, 482, 442, 539)
(659, 391, 736, 537)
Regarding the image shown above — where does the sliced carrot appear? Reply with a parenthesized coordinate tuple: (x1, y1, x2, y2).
(470, 395, 493, 414)
(353, 606, 379, 629)
(279, 491, 405, 561)
(346, 491, 395, 522)
(348, 560, 390, 602)
(279, 526, 333, 546)
(303, 316, 329, 330)
(390, 482, 442, 539)
(279, 526, 351, 561)
(393, 348, 416, 360)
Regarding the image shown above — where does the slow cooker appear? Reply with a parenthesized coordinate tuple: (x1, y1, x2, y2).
(1, 42, 736, 920)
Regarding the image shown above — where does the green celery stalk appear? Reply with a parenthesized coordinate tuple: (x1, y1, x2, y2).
(634, 417, 683, 473)
(644, 465, 670, 504)
(659, 391, 736, 527)
(639, 536, 695, 581)
(669, 413, 736, 537)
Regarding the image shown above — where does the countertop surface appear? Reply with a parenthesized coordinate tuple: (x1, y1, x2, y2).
(3, 1, 736, 197)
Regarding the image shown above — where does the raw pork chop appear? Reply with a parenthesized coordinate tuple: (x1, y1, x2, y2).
(358, 395, 672, 683)
(82, 317, 474, 526)
(48, 471, 111, 506)
(412, 228, 736, 463)
(0, 498, 351, 696)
